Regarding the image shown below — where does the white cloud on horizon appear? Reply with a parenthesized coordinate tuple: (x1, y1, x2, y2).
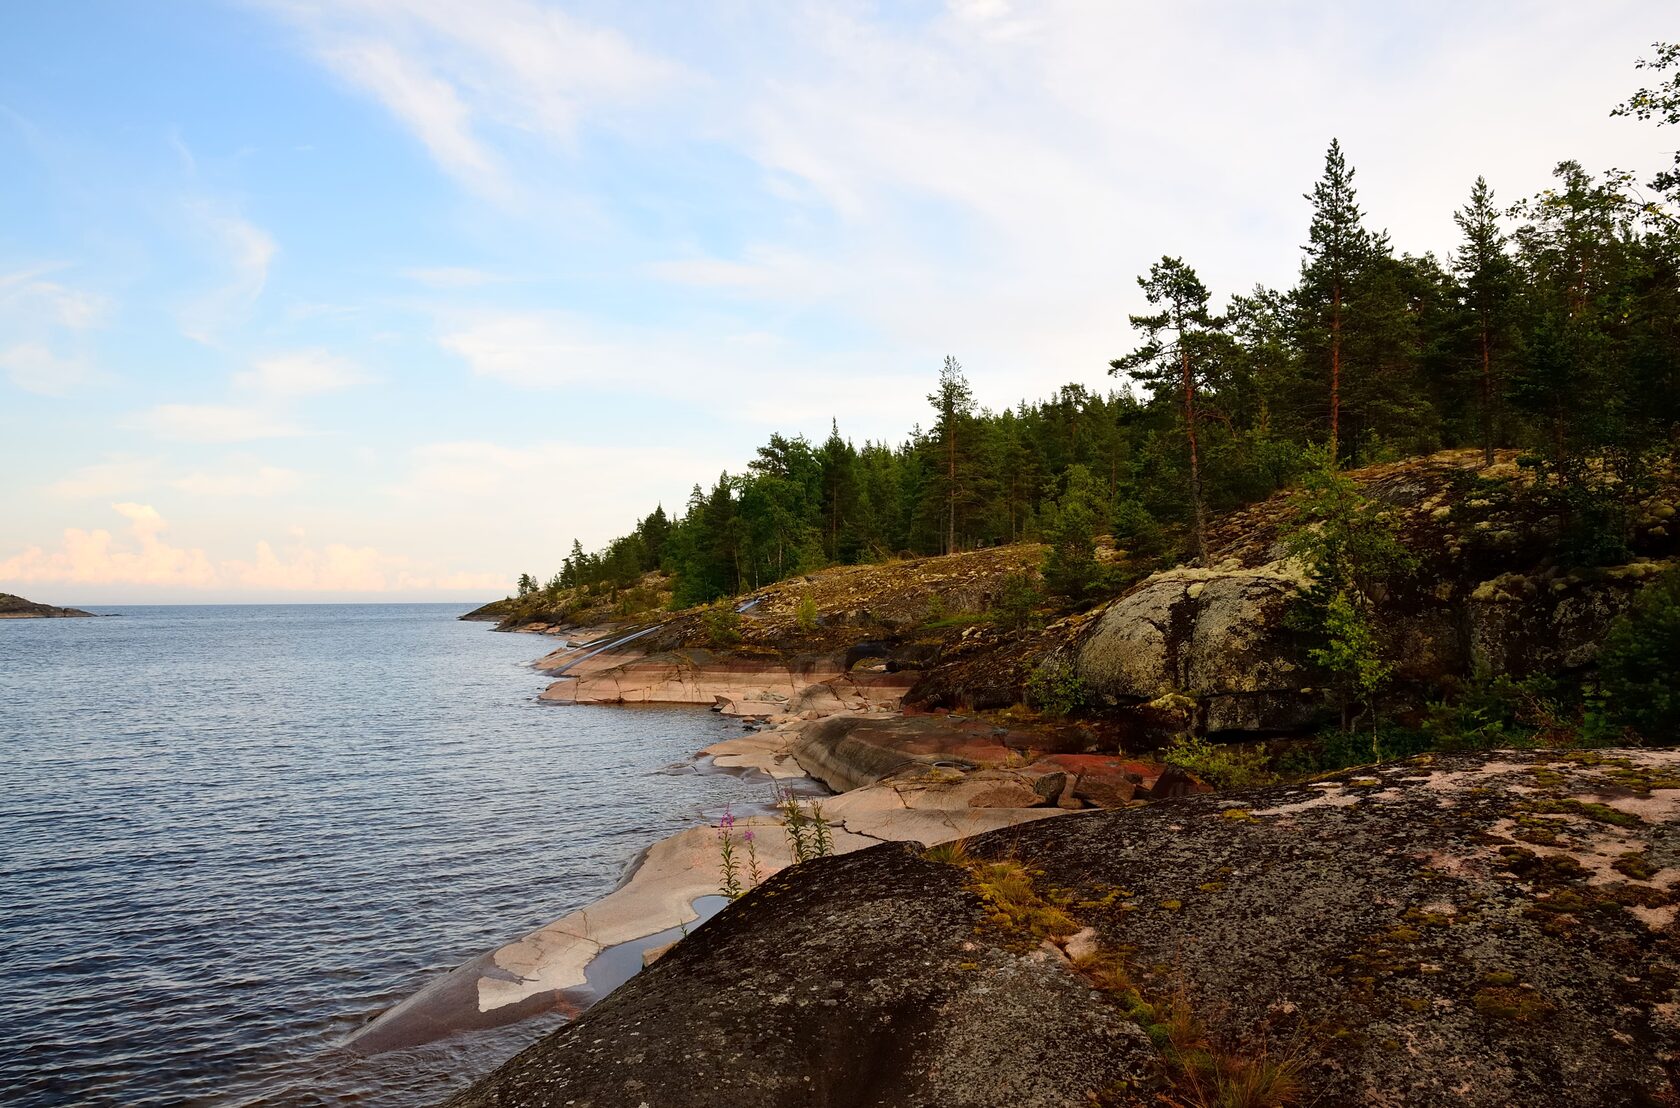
(0, 502, 503, 594)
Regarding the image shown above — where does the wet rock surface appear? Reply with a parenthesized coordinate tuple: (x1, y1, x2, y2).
(451, 749, 1680, 1107)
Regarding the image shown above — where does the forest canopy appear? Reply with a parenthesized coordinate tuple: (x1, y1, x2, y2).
(521, 44, 1680, 612)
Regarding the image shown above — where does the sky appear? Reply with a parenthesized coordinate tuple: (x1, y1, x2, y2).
(0, 1, 1673, 604)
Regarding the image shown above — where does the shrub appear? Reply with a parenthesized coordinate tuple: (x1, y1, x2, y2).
(990, 571, 1043, 631)
(701, 603, 741, 647)
(1025, 659, 1086, 717)
(1596, 567, 1680, 740)
(1162, 734, 1276, 790)
(1283, 448, 1415, 738)
(795, 594, 819, 632)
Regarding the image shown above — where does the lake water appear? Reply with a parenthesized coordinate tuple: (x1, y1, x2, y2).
(0, 604, 764, 1106)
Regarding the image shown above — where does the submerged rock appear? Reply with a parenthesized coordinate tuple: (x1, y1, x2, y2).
(451, 749, 1680, 1107)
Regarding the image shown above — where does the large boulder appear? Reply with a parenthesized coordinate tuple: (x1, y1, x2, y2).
(451, 749, 1680, 1107)
(1075, 564, 1319, 732)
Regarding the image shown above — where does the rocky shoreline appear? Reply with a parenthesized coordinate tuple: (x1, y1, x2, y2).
(451, 748, 1680, 1107)
(352, 626, 1162, 1061)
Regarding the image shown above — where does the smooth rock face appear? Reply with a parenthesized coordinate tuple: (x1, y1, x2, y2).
(453, 750, 1680, 1107)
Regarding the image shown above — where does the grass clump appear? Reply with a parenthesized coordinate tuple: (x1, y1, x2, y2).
(1163, 734, 1277, 790)
(968, 859, 1079, 941)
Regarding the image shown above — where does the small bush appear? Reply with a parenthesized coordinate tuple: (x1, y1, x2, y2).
(990, 571, 1043, 631)
(795, 594, 819, 632)
(1162, 734, 1276, 790)
(1597, 567, 1680, 740)
(1025, 659, 1086, 717)
(701, 603, 741, 647)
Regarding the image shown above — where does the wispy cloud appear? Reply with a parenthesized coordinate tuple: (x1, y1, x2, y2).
(179, 203, 277, 344)
(323, 39, 503, 195)
(46, 457, 161, 500)
(270, 0, 683, 198)
(0, 343, 100, 397)
(235, 349, 370, 397)
(402, 265, 503, 288)
(172, 464, 303, 497)
(131, 403, 306, 443)
(0, 266, 109, 330)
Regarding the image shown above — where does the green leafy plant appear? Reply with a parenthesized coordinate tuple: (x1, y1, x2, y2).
(1025, 659, 1087, 717)
(776, 784, 834, 864)
(1283, 448, 1416, 738)
(1596, 567, 1680, 740)
(1161, 734, 1276, 790)
(795, 593, 819, 632)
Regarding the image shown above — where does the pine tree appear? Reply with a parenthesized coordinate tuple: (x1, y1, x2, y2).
(1299, 139, 1380, 460)
(1111, 256, 1224, 563)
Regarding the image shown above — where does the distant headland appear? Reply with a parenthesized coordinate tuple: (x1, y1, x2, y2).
(0, 593, 96, 619)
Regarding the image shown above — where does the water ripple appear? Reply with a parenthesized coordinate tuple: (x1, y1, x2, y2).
(0, 604, 763, 1106)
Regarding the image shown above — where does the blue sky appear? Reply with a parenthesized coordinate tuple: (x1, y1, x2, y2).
(0, 0, 1671, 602)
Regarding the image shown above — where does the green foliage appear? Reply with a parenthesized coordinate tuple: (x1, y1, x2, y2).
(1042, 464, 1106, 600)
(990, 571, 1043, 631)
(1283, 447, 1417, 599)
(1025, 659, 1086, 717)
(1161, 734, 1277, 790)
(1283, 448, 1416, 737)
(1596, 567, 1680, 739)
(777, 784, 834, 864)
(511, 54, 1680, 618)
(1308, 589, 1393, 749)
(795, 594, 819, 632)
(701, 603, 741, 647)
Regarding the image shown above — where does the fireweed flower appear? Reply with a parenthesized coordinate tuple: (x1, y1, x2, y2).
(717, 807, 742, 899)
(742, 826, 764, 886)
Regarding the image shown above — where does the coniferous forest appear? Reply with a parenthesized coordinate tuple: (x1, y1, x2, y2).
(521, 46, 1680, 615)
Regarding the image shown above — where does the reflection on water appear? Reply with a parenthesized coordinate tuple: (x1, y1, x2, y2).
(0, 604, 766, 1106)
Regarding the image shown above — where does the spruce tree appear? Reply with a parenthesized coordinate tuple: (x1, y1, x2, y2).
(927, 356, 976, 554)
(1452, 177, 1515, 466)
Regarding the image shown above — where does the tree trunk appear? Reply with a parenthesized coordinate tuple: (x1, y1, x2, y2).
(1329, 279, 1342, 462)
(946, 423, 956, 555)
(1480, 315, 1494, 468)
(1181, 339, 1211, 565)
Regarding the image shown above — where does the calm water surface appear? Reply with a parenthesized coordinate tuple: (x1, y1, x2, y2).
(0, 604, 763, 1106)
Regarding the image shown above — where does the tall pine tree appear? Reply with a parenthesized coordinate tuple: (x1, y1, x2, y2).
(1111, 256, 1224, 563)
(1299, 139, 1380, 461)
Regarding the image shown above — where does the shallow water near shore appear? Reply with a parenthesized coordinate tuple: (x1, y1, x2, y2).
(0, 604, 763, 1107)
